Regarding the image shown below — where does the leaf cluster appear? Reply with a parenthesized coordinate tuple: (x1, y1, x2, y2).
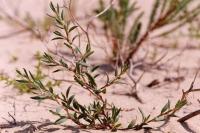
(16, 2, 128, 130)
(0, 52, 60, 93)
(95, 0, 200, 63)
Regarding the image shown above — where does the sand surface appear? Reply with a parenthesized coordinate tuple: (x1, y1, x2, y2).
(0, 0, 200, 133)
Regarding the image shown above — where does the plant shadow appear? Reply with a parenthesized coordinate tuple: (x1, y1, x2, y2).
(180, 122, 197, 133)
(0, 120, 91, 133)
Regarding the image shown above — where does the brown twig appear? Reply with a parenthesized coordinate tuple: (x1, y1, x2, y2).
(178, 110, 200, 122)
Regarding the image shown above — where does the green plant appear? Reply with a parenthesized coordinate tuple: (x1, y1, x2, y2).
(187, 16, 200, 39)
(0, 73, 31, 93)
(15, 2, 200, 131)
(95, 0, 200, 64)
(0, 52, 60, 93)
(129, 87, 192, 130)
(16, 2, 128, 130)
(0, 6, 54, 40)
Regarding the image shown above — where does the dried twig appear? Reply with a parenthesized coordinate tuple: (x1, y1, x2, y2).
(178, 110, 200, 122)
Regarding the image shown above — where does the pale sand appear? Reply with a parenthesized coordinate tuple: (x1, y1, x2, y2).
(0, 0, 200, 133)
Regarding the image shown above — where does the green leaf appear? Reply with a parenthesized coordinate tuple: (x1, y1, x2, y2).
(161, 100, 170, 114)
(74, 76, 84, 86)
(113, 123, 121, 130)
(149, 0, 160, 27)
(128, 119, 136, 128)
(94, 74, 100, 79)
(85, 72, 97, 87)
(61, 10, 64, 20)
(82, 51, 94, 61)
(50, 2, 56, 13)
(49, 87, 54, 93)
(175, 0, 191, 14)
(56, 107, 62, 114)
(155, 116, 166, 121)
(78, 114, 85, 119)
(138, 108, 145, 122)
(52, 37, 64, 40)
(66, 86, 72, 98)
(101, 89, 106, 94)
(128, 12, 143, 44)
(144, 114, 151, 122)
(61, 92, 66, 101)
(86, 43, 91, 52)
(68, 95, 75, 105)
(74, 46, 82, 55)
(49, 110, 61, 116)
(79, 104, 86, 114)
(160, 0, 168, 14)
(54, 31, 63, 37)
(23, 68, 29, 78)
(16, 80, 29, 83)
(29, 71, 35, 81)
(73, 100, 79, 110)
(60, 59, 68, 68)
(175, 99, 187, 110)
(73, 113, 78, 119)
(55, 116, 67, 124)
(16, 69, 22, 76)
(129, 22, 142, 44)
(72, 35, 79, 42)
(68, 26, 78, 33)
(53, 69, 62, 73)
(165, 0, 191, 24)
(56, 3, 60, 13)
(37, 80, 46, 90)
(91, 65, 99, 72)
(77, 61, 89, 67)
(55, 18, 63, 25)
(64, 43, 73, 49)
(31, 96, 47, 100)
(105, 73, 110, 84)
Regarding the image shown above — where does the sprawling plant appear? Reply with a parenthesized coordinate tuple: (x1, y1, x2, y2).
(0, 6, 54, 40)
(16, 2, 129, 130)
(15, 1, 200, 131)
(95, 0, 200, 64)
(0, 52, 60, 93)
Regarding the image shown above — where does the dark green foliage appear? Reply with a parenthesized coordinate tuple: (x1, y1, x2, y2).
(16, 2, 127, 130)
(95, 0, 200, 64)
(95, 0, 141, 62)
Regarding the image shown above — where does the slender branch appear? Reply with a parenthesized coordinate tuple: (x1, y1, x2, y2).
(178, 110, 200, 122)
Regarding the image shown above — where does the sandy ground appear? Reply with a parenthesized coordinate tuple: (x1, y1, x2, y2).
(0, 0, 200, 133)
